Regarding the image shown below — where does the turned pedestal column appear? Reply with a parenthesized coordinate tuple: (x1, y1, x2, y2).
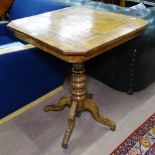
(44, 63, 116, 148)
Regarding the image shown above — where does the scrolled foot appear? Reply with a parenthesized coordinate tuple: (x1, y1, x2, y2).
(43, 96, 72, 112)
(61, 101, 77, 149)
(44, 104, 63, 112)
(105, 118, 116, 131)
(62, 129, 71, 149)
(84, 99, 116, 131)
(110, 122, 116, 131)
(62, 142, 68, 149)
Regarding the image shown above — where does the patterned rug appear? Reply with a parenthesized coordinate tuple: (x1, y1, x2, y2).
(111, 113, 155, 155)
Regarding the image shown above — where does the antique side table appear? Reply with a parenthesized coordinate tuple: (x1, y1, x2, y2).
(8, 7, 147, 148)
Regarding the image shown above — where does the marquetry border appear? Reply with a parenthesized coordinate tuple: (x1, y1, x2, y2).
(110, 113, 155, 154)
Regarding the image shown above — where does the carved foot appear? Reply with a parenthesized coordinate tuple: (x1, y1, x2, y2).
(62, 101, 78, 149)
(84, 99, 116, 131)
(44, 96, 72, 112)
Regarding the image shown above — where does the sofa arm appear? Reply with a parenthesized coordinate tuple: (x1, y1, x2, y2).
(0, 46, 66, 118)
(0, 21, 9, 24)
(0, 44, 35, 55)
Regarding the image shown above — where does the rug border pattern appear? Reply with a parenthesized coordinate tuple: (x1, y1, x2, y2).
(110, 113, 155, 155)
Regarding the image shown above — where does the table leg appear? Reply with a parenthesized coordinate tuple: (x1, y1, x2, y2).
(44, 62, 116, 149)
(61, 63, 87, 148)
(44, 96, 72, 111)
(84, 99, 116, 131)
(62, 101, 78, 148)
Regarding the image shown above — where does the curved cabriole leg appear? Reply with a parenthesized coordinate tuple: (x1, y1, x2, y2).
(44, 96, 72, 112)
(84, 99, 116, 131)
(62, 101, 78, 148)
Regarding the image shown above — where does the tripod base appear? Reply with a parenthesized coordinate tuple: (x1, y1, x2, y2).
(44, 63, 116, 148)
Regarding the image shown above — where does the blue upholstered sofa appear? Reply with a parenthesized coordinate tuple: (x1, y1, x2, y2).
(0, 0, 68, 120)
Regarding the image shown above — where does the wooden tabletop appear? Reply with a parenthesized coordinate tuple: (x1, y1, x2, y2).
(8, 7, 147, 63)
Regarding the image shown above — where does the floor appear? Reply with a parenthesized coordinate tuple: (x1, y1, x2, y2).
(0, 76, 155, 155)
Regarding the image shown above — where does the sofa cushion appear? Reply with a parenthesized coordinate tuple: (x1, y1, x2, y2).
(130, 3, 146, 10)
(0, 48, 66, 118)
(9, 0, 68, 20)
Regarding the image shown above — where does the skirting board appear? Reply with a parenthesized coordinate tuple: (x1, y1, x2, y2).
(0, 86, 63, 125)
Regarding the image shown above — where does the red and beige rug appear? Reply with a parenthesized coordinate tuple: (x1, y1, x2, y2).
(111, 113, 155, 155)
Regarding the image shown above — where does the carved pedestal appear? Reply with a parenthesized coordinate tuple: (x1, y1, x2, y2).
(44, 63, 116, 148)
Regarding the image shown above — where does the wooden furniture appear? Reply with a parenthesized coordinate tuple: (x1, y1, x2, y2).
(0, 0, 14, 16)
(8, 6, 147, 148)
(94, 0, 126, 6)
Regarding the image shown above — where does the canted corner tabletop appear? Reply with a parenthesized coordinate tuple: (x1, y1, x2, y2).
(8, 6, 147, 149)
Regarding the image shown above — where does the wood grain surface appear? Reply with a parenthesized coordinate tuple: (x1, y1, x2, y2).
(8, 7, 147, 63)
